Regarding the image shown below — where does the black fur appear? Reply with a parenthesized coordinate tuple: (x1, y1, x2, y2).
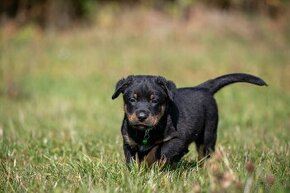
(112, 73, 267, 166)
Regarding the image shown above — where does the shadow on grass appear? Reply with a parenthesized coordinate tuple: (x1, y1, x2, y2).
(126, 159, 201, 174)
(163, 159, 200, 172)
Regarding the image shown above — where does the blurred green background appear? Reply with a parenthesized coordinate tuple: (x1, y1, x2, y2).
(0, 1, 290, 192)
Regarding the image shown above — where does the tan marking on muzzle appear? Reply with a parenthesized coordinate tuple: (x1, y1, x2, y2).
(146, 105, 166, 126)
(124, 104, 139, 123)
(124, 104, 166, 126)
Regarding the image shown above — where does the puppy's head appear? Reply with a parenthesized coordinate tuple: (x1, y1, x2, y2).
(112, 75, 176, 130)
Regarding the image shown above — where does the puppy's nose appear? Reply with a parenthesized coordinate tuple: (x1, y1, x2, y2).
(136, 111, 148, 121)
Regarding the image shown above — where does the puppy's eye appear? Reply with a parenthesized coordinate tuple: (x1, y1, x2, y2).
(129, 98, 137, 103)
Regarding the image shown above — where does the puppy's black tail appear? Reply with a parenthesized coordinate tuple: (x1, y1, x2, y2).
(197, 73, 267, 94)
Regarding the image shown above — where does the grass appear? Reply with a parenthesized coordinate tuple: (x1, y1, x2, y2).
(1, 7, 290, 192)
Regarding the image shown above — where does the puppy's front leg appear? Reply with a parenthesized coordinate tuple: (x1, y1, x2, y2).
(156, 138, 188, 164)
(123, 143, 136, 165)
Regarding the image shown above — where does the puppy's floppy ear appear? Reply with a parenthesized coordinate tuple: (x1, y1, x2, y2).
(112, 76, 133, 100)
(156, 76, 176, 101)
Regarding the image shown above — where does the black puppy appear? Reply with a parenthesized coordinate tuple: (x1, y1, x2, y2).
(112, 73, 267, 166)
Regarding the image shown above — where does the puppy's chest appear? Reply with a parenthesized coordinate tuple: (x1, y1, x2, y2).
(124, 130, 161, 152)
(124, 128, 177, 156)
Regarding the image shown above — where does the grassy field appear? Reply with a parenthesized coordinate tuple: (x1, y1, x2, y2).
(1, 8, 290, 192)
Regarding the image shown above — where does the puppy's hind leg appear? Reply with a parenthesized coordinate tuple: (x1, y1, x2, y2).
(203, 102, 219, 159)
(196, 103, 218, 162)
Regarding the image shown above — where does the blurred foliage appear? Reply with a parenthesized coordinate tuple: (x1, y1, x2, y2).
(0, 0, 97, 29)
(0, 0, 289, 29)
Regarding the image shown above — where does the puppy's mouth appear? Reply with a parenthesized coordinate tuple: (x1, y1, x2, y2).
(131, 123, 155, 130)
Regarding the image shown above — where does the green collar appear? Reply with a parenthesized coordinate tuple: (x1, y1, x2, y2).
(142, 128, 153, 145)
